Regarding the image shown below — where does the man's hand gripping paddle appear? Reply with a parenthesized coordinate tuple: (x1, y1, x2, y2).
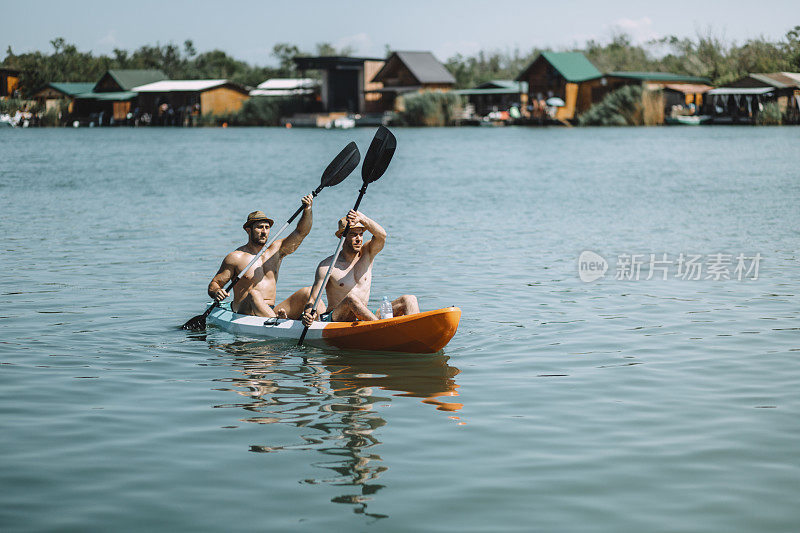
(181, 142, 361, 330)
(298, 126, 397, 346)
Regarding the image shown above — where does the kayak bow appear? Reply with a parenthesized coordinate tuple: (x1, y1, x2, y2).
(207, 303, 461, 353)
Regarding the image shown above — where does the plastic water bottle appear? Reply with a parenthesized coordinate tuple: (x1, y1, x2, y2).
(380, 296, 393, 319)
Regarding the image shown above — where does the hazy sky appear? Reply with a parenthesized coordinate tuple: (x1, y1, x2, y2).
(4, 0, 799, 65)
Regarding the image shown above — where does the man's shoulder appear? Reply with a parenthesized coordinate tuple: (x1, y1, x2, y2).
(225, 247, 251, 263)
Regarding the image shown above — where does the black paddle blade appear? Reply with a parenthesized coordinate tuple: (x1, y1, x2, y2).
(361, 126, 397, 183)
(181, 313, 205, 330)
(320, 141, 360, 188)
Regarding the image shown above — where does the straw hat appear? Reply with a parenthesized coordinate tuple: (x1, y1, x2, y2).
(335, 216, 365, 238)
(243, 210, 274, 229)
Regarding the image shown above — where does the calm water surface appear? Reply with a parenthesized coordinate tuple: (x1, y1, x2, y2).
(1, 126, 798, 532)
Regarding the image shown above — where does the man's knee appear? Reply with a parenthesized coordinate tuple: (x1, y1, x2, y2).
(397, 294, 419, 314)
(296, 286, 313, 300)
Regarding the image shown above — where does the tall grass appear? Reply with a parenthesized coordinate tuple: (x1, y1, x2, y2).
(578, 85, 643, 126)
(400, 91, 464, 126)
(756, 101, 783, 125)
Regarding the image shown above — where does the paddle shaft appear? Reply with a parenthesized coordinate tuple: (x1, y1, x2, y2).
(298, 183, 369, 345)
(202, 189, 321, 320)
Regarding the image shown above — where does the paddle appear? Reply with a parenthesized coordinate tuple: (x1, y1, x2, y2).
(181, 142, 361, 331)
(298, 126, 397, 346)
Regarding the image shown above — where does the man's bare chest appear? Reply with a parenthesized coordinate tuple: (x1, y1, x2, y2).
(237, 254, 281, 283)
(332, 258, 372, 288)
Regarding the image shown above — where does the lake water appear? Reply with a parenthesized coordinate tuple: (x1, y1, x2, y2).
(1, 126, 798, 532)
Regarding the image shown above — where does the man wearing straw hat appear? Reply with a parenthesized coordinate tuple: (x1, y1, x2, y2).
(207, 195, 317, 318)
(301, 209, 419, 325)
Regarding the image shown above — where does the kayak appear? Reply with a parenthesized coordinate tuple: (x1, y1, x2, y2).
(207, 303, 461, 353)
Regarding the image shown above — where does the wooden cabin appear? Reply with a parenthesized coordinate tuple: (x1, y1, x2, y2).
(707, 73, 800, 124)
(132, 79, 250, 125)
(515, 52, 602, 122)
(294, 56, 385, 115)
(32, 82, 95, 113)
(1, 67, 21, 98)
(658, 84, 714, 121)
(73, 69, 168, 125)
(453, 80, 528, 117)
(367, 51, 456, 112)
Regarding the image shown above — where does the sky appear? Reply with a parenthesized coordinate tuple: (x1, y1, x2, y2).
(4, 0, 799, 65)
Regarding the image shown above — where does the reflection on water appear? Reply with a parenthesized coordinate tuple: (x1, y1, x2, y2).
(208, 339, 462, 519)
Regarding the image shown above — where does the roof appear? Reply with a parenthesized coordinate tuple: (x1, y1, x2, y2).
(780, 72, 800, 85)
(484, 80, 517, 89)
(454, 81, 528, 95)
(365, 86, 424, 94)
(660, 83, 715, 94)
(706, 87, 776, 96)
(294, 56, 383, 70)
(99, 70, 168, 91)
(46, 82, 96, 96)
(76, 91, 138, 101)
(516, 52, 602, 83)
(741, 72, 800, 88)
(372, 51, 455, 85)
(607, 71, 710, 83)
(250, 89, 315, 97)
(256, 78, 318, 90)
(132, 79, 245, 93)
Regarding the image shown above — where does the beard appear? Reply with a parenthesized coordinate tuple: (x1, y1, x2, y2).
(249, 233, 268, 246)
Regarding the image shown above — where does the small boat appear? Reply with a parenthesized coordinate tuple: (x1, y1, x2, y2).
(207, 303, 461, 353)
(665, 115, 712, 125)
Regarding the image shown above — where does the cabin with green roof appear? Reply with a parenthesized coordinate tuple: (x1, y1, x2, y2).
(32, 82, 96, 112)
(72, 69, 168, 125)
(515, 51, 602, 122)
(516, 51, 716, 124)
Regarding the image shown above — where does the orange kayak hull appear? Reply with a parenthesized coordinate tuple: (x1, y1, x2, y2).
(321, 307, 461, 353)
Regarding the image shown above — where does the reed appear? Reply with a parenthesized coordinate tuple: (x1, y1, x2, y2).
(756, 101, 783, 125)
(400, 91, 464, 126)
(578, 85, 643, 126)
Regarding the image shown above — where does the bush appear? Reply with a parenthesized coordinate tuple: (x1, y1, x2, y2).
(0, 98, 27, 114)
(197, 97, 303, 126)
(578, 84, 644, 126)
(756, 101, 783, 125)
(400, 90, 464, 126)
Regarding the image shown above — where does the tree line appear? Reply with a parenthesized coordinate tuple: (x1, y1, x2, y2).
(2, 39, 354, 97)
(445, 26, 800, 88)
(4, 27, 800, 97)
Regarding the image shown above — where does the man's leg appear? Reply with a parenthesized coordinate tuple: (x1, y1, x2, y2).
(391, 294, 419, 317)
(332, 294, 378, 321)
(275, 286, 324, 320)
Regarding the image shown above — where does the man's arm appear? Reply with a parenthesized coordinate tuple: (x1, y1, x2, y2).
(301, 259, 330, 326)
(207, 253, 237, 302)
(278, 194, 313, 257)
(350, 210, 386, 256)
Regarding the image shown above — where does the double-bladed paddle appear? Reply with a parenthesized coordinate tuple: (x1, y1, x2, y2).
(298, 126, 397, 346)
(181, 142, 361, 331)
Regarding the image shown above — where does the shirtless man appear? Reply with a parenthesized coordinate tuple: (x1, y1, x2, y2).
(301, 210, 419, 326)
(208, 195, 316, 318)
